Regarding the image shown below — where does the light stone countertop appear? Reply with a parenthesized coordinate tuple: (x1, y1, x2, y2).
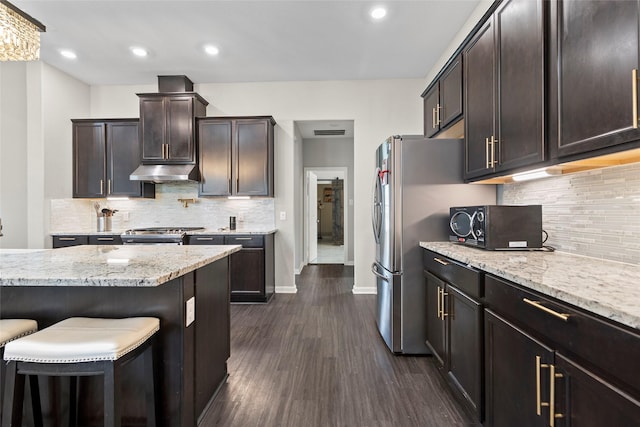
(50, 229, 277, 236)
(0, 245, 241, 287)
(420, 242, 640, 330)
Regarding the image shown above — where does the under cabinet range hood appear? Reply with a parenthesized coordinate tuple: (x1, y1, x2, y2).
(129, 75, 208, 183)
(130, 164, 199, 183)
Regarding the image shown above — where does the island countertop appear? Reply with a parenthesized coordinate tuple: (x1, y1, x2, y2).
(0, 244, 241, 287)
(420, 242, 640, 330)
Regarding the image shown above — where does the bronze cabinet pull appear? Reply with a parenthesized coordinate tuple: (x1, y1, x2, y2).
(523, 298, 570, 322)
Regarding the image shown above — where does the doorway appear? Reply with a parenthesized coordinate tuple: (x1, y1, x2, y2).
(305, 168, 347, 264)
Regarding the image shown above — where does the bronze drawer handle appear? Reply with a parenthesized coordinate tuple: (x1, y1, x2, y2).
(433, 257, 449, 266)
(523, 298, 570, 322)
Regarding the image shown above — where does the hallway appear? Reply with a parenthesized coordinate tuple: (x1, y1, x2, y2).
(201, 265, 477, 426)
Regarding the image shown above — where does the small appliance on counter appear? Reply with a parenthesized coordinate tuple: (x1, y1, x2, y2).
(449, 205, 543, 250)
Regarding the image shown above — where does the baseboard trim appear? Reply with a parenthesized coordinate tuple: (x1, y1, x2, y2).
(352, 286, 376, 295)
(344, 260, 354, 266)
(276, 286, 298, 294)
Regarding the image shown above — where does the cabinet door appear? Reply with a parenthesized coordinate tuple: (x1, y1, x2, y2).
(424, 271, 446, 365)
(73, 122, 106, 198)
(229, 248, 265, 298)
(555, 0, 640, 157)
(495, 0, 545, 171)
(464, 19, 496, 179)
(139, 96, 166, 162)
(52, 235, 89, 248)
(555, 353, 640, 427)
(186, 235, 225, 245)
(440, 55, 463, 129)
(234, 119, 273, 196)
(448, 285, 483, 420)
(423, 85, 440, 138)
(106, 121, 143, 197)
(88, 235, 122, 245)
(199, 119, 232, 196)
(166, 96, 195, 162)
(485, 309, 553, 427)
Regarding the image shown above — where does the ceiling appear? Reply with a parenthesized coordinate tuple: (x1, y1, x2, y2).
(13, 0, 481, 86)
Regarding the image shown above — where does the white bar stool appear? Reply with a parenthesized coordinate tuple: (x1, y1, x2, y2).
(2, 317, 159, 427)
(0, 319, 41, 427)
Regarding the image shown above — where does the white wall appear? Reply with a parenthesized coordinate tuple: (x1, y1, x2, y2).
(0, 62, 29, 248)
(423, 0, 494, 86)
(1, 62, 96, 249)
(293, 124, 304, 274)
(73, 78, 426, 292)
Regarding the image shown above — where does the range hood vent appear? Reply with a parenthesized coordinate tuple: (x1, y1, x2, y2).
(130, 164, 199, 183)
(314, 129, 346, 136)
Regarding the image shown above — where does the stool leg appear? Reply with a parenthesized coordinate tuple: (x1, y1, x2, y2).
(103, 363, 121, 427)
(143, 345, 157, 427)
(68, 376, 78, 427)
(2, 361, 24, 427)
(28, 375, 43, 427)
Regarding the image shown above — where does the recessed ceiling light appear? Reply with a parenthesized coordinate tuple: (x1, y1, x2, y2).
(204, 45, 219, 55)
(59, 49, 77, 59)
(371, 7, 387, 20)
(130, 46, 148, 57)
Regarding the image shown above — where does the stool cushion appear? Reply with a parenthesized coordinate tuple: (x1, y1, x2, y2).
(3, 317, 159, 363)
(0, 319, 38, 348)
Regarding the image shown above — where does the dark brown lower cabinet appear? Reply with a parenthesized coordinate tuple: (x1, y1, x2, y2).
(484, 275, 640, 427)
(52, 235, 89, 248)
(485, 309, 553, 427)
(424, 271, 446, 364)
(186, 233, 275, 303)
(554, 353, 640, 427)
(52, 235, 120, 248)
(423, 251, 483, 422)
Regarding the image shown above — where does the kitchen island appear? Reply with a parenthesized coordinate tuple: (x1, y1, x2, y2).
(0, 244, 241, 427)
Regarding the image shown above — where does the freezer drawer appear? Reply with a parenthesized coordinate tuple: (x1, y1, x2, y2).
(372, 262, 402, 353)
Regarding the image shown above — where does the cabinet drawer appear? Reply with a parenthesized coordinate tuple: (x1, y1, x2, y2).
(422, 249, 483, 299)
(484, 274, 640, 398)
(89, 235, 122, 245)
(186, 235, 224, 245)
(224, 235, 264, 248)
(52, 235, 89, 248)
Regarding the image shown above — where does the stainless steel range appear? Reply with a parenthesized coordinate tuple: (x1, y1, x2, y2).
(121, 227, 205, 244)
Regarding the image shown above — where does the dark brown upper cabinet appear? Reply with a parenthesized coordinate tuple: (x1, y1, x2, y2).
(464, 0, 545, 181)
(422, 54, 464, 138)
(72, 119, 154, 198)
(550, 0, 640, 158)
(198, 116, 275, 197)
(138, 93, 208, 164)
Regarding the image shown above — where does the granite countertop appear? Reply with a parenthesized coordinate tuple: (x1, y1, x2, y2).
(0, 245, 241, 287)
(420, 242, 640, 330)
(51, 229, 277, 236)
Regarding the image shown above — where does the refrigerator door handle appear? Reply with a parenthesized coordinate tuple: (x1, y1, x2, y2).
(372, 168, 383, 243)
(371, 263, 389, 281)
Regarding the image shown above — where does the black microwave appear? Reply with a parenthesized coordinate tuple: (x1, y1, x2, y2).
(449, 205, 543, 250)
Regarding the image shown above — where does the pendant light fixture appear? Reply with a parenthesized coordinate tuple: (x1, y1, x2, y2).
(0, 0, 45, 61)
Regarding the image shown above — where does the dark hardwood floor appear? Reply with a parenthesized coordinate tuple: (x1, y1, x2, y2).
(201, 265, 479, 427)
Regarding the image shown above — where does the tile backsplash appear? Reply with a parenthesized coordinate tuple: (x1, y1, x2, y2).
(502, 162, 640, 264)
(50, 182, 275, 233)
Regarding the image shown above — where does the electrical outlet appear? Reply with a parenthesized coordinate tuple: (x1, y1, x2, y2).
(122, 211, 130, 221)
(280, 211, 287, 221)
(185, 297, 195, 327)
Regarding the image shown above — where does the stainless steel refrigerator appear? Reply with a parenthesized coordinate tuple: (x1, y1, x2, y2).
(371, 135, 495, 354)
